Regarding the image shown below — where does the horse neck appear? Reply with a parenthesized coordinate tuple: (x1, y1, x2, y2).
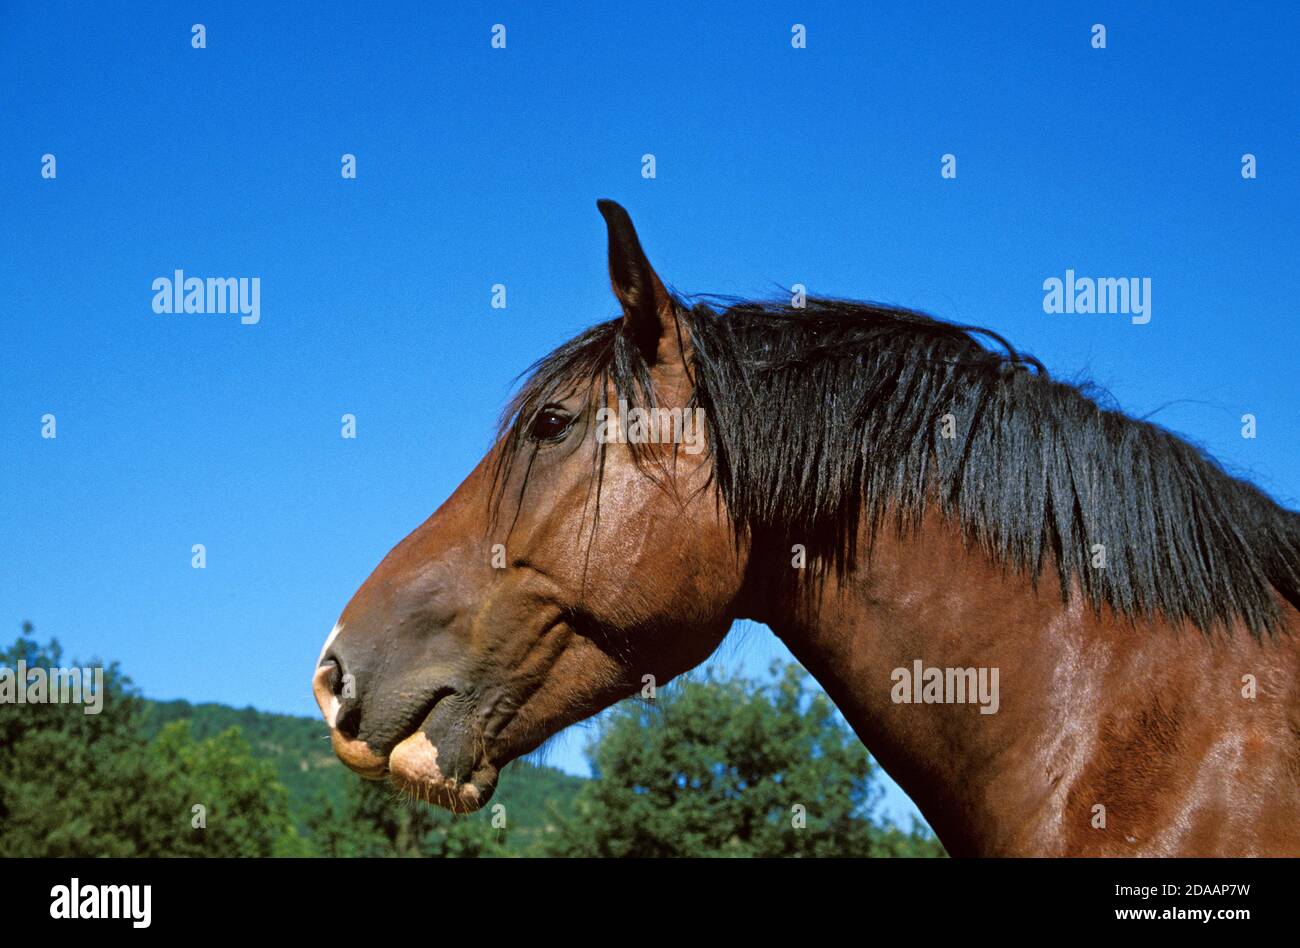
(751, 507, 1298, 855)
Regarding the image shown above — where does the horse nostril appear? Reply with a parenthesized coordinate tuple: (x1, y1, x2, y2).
(313, 655, 361, 739)
(320, 655, 365, 739)
(335, 702, 361, 740)
(325, 659, 343, 696)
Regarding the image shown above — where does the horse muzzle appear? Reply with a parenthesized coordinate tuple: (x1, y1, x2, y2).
(312, 645, 499, 813)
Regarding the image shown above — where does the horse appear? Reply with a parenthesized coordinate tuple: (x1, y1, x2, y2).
(313, 200, 1300, 856)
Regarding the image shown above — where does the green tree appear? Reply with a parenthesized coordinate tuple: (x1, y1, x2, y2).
(0, 627, 304, 856)
(544, 662, 946, 857)
(309, 778, 508, 857)
(138, 721, 306, 856)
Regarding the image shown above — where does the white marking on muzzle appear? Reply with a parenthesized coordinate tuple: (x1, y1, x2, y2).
(317, 621, 344, 669)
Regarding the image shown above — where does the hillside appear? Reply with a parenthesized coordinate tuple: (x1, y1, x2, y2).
(137, 698, 586, 853)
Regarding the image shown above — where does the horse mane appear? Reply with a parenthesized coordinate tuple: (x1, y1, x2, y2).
(495, 294, 1300, 638)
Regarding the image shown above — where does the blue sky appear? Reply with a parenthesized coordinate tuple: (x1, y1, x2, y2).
(2, 2, 1296, 827)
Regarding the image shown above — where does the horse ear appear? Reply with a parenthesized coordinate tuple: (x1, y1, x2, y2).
(597, 199, 677, 364)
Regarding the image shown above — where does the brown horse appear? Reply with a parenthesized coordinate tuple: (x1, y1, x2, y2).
(313, 201, 1300, 856)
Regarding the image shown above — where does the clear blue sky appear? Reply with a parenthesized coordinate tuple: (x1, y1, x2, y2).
(2, 2, 1296, 826)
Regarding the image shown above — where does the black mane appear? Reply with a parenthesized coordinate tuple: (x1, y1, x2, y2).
(496, 295, 1300, 637)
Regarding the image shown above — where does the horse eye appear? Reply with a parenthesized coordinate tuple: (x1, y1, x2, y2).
(528, 409, 573, 442)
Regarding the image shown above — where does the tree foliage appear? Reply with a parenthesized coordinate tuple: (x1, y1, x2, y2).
(309, 779, 509, 858)
(544, 663, 946, 857)
(0, 628, 943, 857)
(0, 628, 301, 857)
